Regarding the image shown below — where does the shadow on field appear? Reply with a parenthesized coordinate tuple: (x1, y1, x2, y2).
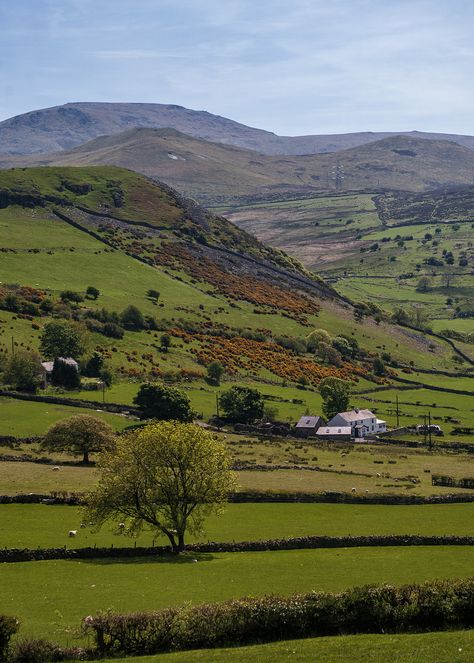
(68, 552, 215, 566)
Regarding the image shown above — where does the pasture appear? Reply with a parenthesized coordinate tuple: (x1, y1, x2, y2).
(88, 630, 474, 663)
(3, 546, 474, 642)
(2, 502, 474, 549)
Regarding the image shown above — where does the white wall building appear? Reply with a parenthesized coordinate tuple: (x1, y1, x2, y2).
(326, 409, 386, 438)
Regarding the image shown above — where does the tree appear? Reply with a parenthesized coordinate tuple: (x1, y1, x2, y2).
(316, 342, 342, 367)
(207, 361, 224, 386)
(60, 290, 84, 303)
(3, 350, 43, 392)
(306, 328, 331, 352)
(160, 333, 171, 352)
(51, 357, 81, 389)
(331, 336, 353, 358)
(219, 386, 264, 423)
(133, 383, 194, 422)
(121, 305, 145, 330)
(42, 415, 116, 464)
(84, 421, 236, 553)
(83, 351, 104, 377)
(318, 377, 351, 420)
(373, 357, 386, 376)
(86, 286, 100, 300)
(39, 321, 85, 359)
(416, 277, 431, 293)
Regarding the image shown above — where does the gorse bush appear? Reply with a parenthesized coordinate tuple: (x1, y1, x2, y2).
(84, 578, 474, 656)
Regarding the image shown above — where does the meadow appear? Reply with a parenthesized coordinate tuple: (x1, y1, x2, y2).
(4, 546, 474, 642)
(88, 630, 474, 663)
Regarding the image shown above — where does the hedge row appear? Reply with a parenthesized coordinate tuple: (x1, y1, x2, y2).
(84, 578, 474, 656)
(2, 534, 474, 563)
(3, 489, 474, 506)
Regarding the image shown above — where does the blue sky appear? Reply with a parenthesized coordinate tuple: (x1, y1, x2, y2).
(1, 0, 473, 135)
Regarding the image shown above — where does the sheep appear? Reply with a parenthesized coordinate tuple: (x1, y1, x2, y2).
(351, 487, 356, 492)
(52, 466, 60, 471)
(118, 523, 126, 529)
(68, 530, 77, 537)
(80, 523, 86, 528)
(376, 473, 381, 477)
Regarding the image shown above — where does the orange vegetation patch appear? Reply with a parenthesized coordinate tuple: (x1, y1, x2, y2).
(171, 328, 366, 386)
(154, 243, 320, 319)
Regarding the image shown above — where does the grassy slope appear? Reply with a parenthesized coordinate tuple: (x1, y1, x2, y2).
(0, 165, 459, 429)
(3, 547, 474, 641)
(88, 631, 474, 663)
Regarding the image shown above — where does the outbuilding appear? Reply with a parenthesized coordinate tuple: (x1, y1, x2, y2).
(294, 415, 325, 438)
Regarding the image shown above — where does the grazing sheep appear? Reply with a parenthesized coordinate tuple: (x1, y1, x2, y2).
(351, 487, 356, 492)
(118, 522, 125, 529)
(52, 466, 60, 471)
(68, 530, 77, 537)
(80, 523, 86, 528)
(376, 473, 381, 477)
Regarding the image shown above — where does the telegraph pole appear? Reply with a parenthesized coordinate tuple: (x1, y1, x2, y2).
(423, 414, 428, 446)
(428, 411, 432, 451)
(396, 394, 400, 428)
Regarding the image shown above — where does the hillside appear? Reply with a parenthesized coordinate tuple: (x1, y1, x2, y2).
(0, 165, 466, 426)
(1, 101, 474, 156)
(223, 188, 474, 350)
(4, 131, 474, 205)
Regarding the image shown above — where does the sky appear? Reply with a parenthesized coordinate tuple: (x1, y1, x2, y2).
(1, 0, 473, 135)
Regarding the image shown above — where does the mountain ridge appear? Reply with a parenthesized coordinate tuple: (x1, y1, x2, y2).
(1, 101, 474, 156)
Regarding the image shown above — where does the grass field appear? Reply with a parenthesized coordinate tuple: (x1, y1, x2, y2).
(1, 502, 474, 549)
(2, 546, 474, 642)
(0, 397, 133, 436)
(88, 630, 474, 663)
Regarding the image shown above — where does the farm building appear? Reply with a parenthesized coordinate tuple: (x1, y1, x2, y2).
(41, 357, 79, 386)
(327, 409, 386, 438)
(315, 426, 352, 441)
(294, 415, 325, 437)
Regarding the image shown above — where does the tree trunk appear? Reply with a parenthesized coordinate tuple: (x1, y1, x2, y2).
(82, 449, 89, 464)
(177, 533, 185, 553)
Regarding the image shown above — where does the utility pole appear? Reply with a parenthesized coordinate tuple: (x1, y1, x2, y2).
(428, 410, 432, 451)
(396, 394, 400, 428)
(216, 393, 221, 432)
(423, 413, 428, 446)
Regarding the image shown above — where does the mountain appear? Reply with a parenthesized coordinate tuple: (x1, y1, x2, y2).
(6, 130, 474, 205)
(1, 101, 474, 156)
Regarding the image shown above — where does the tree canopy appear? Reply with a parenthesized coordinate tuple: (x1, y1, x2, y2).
(42, 415, 116, 463)
(3, 349, 43, 392)
(39, 321, 85, 359)
(85, 421, 236, 552)
(219, 386, 264, 423)
(318, 377, 351, 420)
(133, 383, 194, 422)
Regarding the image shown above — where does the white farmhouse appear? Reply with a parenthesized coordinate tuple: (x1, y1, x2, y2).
(326, 409, 386, 438)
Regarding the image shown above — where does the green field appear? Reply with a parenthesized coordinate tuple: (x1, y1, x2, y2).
(1, 502, 474, 549)
(88, 630, 474, 663)
(3, 547, 474, 641)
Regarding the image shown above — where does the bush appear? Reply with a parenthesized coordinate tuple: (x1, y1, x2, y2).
(84, 578, 474, 656)
(0, 614, 19, 659)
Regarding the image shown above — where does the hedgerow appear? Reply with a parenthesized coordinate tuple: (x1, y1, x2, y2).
(83, 578, 474, 656)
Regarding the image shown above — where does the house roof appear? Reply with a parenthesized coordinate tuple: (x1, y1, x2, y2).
(295, 416, 323, 429)
(332, 409, 376, 423)
(41, 357, 78, 373)
(316, 427, 351, 436)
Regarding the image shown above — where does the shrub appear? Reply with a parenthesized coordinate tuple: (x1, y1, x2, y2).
(84, 578, 474, 656)
(0, 614, 19, 660)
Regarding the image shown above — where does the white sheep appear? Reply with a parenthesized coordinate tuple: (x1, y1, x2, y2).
(52, 466, 60, 471)
(80, 523, 86, 528)
(351, 487, 356, 492)
(118, 522, 126, 529)
(68, 530, 77, 537)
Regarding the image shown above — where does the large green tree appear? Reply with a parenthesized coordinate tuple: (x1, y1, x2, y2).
(219, 386, 264, 423)
(42, 415, 116, 464)
(318, 377, 351, 420)
(39, 321, 85, 359)
(85, 421, 236, 552)
(3, 349, 43, 392)
(133, 383, 194, 422)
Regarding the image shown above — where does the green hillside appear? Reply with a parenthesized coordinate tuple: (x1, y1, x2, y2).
(1, 166, 468, 436)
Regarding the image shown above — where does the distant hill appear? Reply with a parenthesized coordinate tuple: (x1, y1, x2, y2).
(1, 101, 474, 156)
(6, 129, 474, 205)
